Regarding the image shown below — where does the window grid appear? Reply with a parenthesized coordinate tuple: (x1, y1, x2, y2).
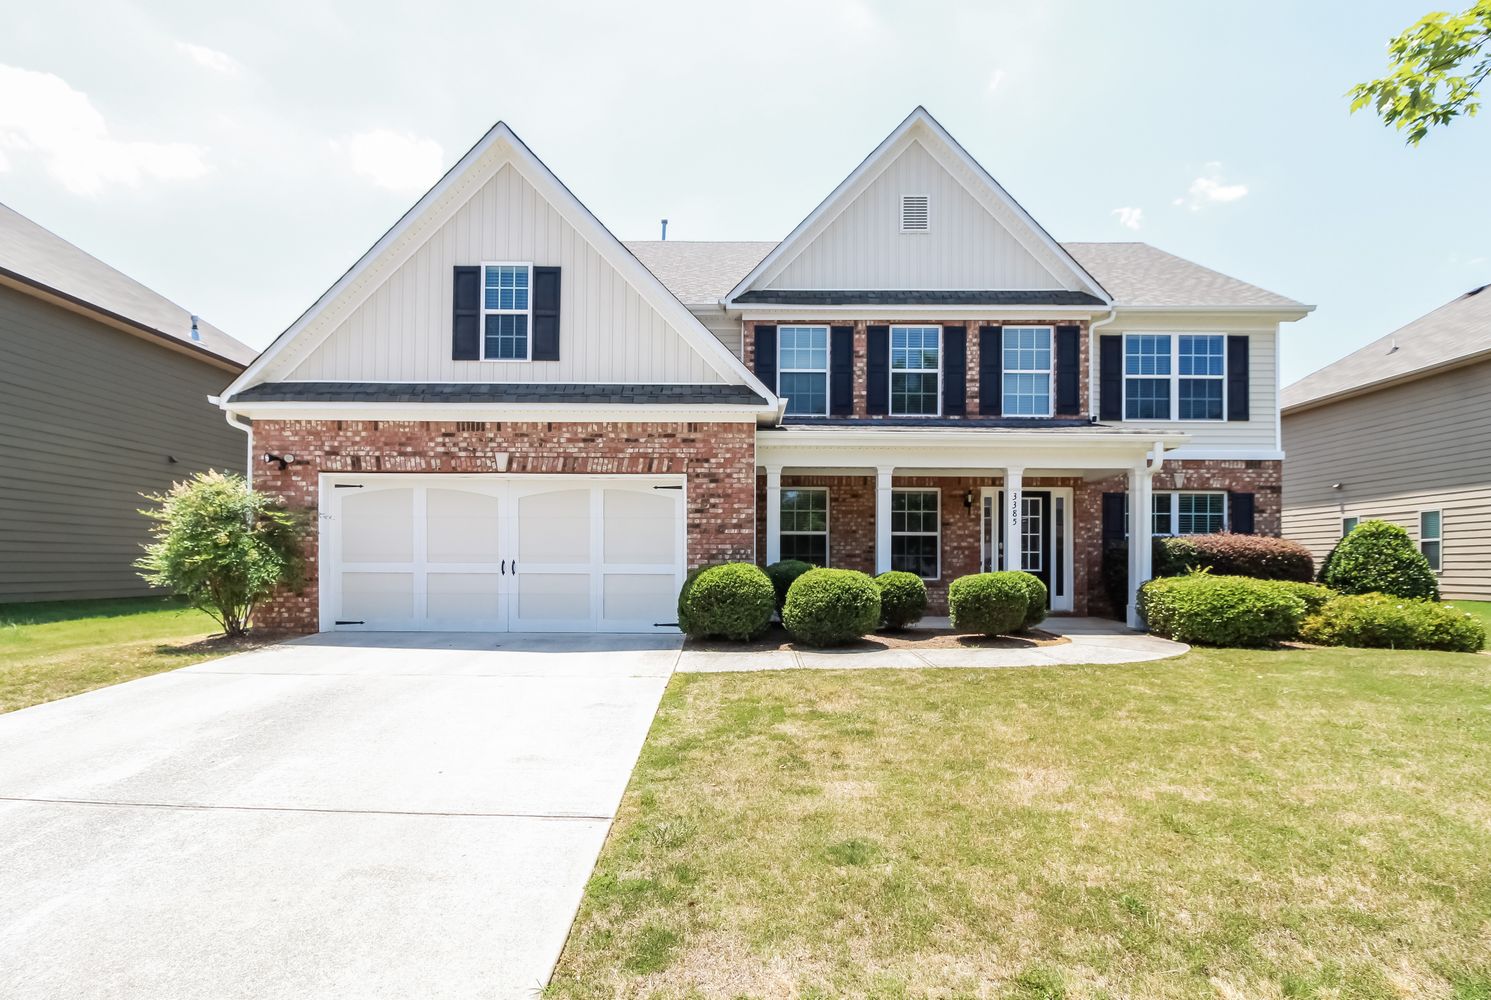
(1020, 496, 1043, 571)
(1420, 510, 1442, 572)
(890, 489, 940, 579)
(780, 488, 829, 566)
(1342, 516, 1360, 537)
(481, 263, 533, 361)
(778, 326, 830, 417)
(1002, 326, 1053, 417)
(1145, 492, 1227, 535)
(890, 326, 940, 416)
(1123, 333, 1227, 421)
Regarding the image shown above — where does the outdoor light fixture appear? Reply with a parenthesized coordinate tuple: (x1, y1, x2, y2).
(1172, 471, 1186, 489)
(262, 452, 294, 471)
(1331, 482, 1344, 490)
(964, 489, 975, 509)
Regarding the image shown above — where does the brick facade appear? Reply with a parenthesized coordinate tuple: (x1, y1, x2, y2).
(251, 419, 757, 633)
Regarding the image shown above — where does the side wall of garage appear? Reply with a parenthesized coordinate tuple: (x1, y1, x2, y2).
(251, 419, 758, 633)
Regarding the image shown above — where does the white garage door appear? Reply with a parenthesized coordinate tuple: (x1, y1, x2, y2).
(321, 474, 686, 632)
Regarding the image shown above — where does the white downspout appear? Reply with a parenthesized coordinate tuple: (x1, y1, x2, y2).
(1089, 308, 1117, 419)
(212, 396, 253, 490)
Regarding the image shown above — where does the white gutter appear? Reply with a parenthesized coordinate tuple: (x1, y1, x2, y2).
(1088, 307, 1118, 418)
(211, 395, 254, 488)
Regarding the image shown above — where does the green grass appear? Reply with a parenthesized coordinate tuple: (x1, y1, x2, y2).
(1447, 599, 1491, 634)
(547, 648, 1491, 999)
(0, 597, 243, 713)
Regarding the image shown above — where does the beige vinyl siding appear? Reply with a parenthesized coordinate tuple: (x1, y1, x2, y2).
(691, 304, 742, 360)
(1095, 313, 1280, 454)
(0, 285, 245, 601)
(1282, 357, 1491, 599)
(761, 139, 1071, 292)
(289, 164, 722, 384)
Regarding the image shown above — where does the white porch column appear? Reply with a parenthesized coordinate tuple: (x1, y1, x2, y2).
(875, 465, 895, 574)
(1126, 465, 1154, 629)
(764, 465, 783, 565)
(1003, 466, 1024, 571)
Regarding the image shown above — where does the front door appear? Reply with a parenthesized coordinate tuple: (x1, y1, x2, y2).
(980, 488, 1069, 611)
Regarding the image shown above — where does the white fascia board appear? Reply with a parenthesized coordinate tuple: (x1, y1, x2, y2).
(1115, 304, 1315, 321)
(734, 304, 1107, 321)
(1162, 447, 1286, 461)
(221, 401, 771, 423)
(756, 427, 1188, 471)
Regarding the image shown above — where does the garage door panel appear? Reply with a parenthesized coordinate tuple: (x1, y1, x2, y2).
(427, 489, 502, 564)
(515, 573, 592, 623)
(517, 488, 591, 564)
(601, 573, 674, 624)
(425, 573, 504, 624)
(602, 489, 677, 565)
(341, 572, 415, 624)
(341, 489, 414, 563)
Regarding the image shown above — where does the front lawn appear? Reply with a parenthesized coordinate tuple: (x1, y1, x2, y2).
(548, 648, 1491, 998)
(1451, 599, 1491, 634)
(0, 597, 248, 713)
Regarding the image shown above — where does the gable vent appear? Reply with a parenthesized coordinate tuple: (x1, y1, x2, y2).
(900, 194, 929, 233)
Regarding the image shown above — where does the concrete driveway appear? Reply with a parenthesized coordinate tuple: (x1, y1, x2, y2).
(0, 633, 680, 1000)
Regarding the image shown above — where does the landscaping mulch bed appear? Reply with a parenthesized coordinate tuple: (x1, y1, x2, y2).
(685, 623, 1068, 653)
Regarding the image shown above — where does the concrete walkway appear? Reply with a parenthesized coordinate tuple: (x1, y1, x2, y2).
(678, 616, 1188, 672)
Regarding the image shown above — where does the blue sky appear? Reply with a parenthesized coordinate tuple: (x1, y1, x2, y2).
(2, 0, 1486, 384)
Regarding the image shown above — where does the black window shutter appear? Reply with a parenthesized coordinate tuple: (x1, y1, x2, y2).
(1229, 492, 1256, 534)
(1102, 492, 1127, 544)
(754, 325, 777, 391)
(1227, 335, 1250, 421)
(942, 325, 967, 416)
(1099, 335, 1123, 421)
(531, 266, 561, 361)
(866, 325, 890, 415)
(452, 266, 480, 360)
(830, 325, 853, 415)
(978, 325, 1001, 415)
(1055, 325, 1081, 415)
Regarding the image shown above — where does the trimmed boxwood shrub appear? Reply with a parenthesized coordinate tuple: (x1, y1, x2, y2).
(1007, 571, 1048, 630)
(1321, 520, 1440, 600)
(1264, 580, 1335, 618)
(873, 571, 927, 629)
(782, 568, 881, 646)
(1154, 533, 1314, 582)
(677, 563, 774, 641)
(1139, 573, 1305, 647)
(1300, 593, 1485, 652)
(764, 560, 813, 611)
(948, 572, 1029, 637)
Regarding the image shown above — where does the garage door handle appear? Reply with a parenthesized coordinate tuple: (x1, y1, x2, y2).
(501, 560, 506, 575)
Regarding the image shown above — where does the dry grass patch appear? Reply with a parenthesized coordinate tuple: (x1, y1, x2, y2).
(548, 648, 1491, 999)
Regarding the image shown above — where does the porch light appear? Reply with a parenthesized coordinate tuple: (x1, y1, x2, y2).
(1172, 471, 1185, 489)
(964, 489, 974, 510)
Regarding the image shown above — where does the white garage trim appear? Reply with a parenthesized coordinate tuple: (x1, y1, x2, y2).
(317, 473, 687, 633)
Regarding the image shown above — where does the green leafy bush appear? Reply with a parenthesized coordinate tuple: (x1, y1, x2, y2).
(1139, 573, 1305, 647)
(136, 471, 304, 637)
(1322, 520, 1440, 600)
(1007, 571, 1048, 630)
(873, 571, 927, 629)
(782, 568, 881, 646)
(1264, 580, 1335, 617)
(677, 563, 775, 641)
(1300, 594, 1485, 652)
(764, 560, 813, 611)
(947, 572, 1029, 637)
(1154, 533, 1315, 582)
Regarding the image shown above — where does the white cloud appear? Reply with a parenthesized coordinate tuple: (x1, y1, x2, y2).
(339, 128, 444, 193)
(987, 69, 1007, 94)
(0, 64, 208, 195)
(176, 41, 240, 76)
(1112, 206, 1143, 231)
(1177, 162, 1248, 211)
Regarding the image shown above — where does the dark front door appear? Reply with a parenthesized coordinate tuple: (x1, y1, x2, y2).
(989, 490, 1054, 607)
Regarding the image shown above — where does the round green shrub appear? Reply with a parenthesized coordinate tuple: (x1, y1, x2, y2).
(1300, 593, 1485, 652)
(677, 563, 775, 641)
(1155, 533, 1314, 582)
(873, 571, 927, 629)
(782, 568, 881, 646)
(1007, 571, 1048, 630)
(947, 572, 1029, 637)
(764, 560, 813, 611)
(1322, 520, 1439, 600)
(1139, 573, 1305, 647)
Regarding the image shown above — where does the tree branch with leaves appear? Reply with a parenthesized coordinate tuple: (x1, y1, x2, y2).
(1350, 1, 1491, 143)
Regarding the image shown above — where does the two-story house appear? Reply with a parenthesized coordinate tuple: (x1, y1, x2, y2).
(217, 108, 1310, 633)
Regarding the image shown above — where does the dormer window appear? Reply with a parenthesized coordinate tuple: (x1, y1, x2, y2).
(482, 262, 533, 360)
(900, 194, 929, 233)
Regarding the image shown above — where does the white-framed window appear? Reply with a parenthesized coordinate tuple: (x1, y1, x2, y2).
(890, 325, 940, 416)
(1341, 516, 1360, 537)
(778, 326, 830, 417)
(481, 262, 533, 361)
(1420, 510, 1442, 571)
(780, 488, 829, 565)
(1123, 333, 1226, 421)
(1148, 491, 1227, 535)
(891, 489, 940, 579)
(900, 194, 929, 233)
(1002, 326, 1053, 417)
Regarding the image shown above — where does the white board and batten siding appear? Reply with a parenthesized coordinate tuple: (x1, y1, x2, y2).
(287, 164, 724, 385)
(1282, 358, 1491, 599)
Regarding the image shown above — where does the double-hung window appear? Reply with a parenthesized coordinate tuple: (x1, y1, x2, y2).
(778, 326, 829, 417)
(1002, 326, 1052, 417)
(891, 489, 940, 578)
(780, 489, 829, 565)
(1124, 334, 1226, 420)
(482, 263, 532, 360)
(890, 326, 940, 415)
(1148, 492, 1227, 535)
(1420, 510, 1442, 571)
(1341, 516, 1360, 537)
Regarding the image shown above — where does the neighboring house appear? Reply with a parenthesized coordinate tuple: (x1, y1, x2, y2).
(217, 108, 1310, 634)
(1282, 285, 1491, 599)
(0, 202, 255, 602)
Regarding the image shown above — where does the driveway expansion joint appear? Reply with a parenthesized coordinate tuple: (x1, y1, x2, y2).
(0, 795, 613, 822)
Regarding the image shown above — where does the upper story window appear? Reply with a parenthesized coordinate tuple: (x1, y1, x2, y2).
(900, 194, 929, 233)
(482, 263, 532, 361)
(1123, 334, 1226, 420)
(778, 326, 829, 417)
(1002, 326, 1053, 417)
(890, 325, 940, 416)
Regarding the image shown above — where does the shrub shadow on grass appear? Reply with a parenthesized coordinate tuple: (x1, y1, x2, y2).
(685, 623, 1067, 653)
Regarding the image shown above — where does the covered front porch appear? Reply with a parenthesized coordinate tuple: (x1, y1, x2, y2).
(755, 425, 1189, 626)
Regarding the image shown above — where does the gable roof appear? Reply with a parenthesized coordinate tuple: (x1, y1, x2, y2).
(0, 201, 253, 368)
(222, 123, 773, 404)
(722, 107, 1111, 306)
(1283, 283, 1491, 413)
